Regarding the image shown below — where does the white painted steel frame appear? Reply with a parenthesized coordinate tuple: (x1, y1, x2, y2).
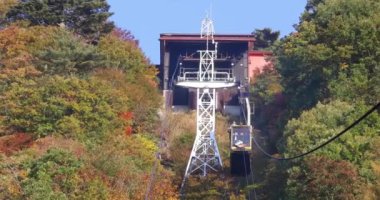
(183, 88, 223, 177)
(199, 50, 216, 81)
(179, 16, 235, 191)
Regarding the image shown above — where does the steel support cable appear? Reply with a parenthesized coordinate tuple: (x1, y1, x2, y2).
(169, 57, 182, 89)
(248, 156, 258, 200)
(145, 114, 167, 200)
(144, 153, 159, 200)
(242, 152, 252, 200)
(240, 102, 258, 200)
(241, 104, 247, 124)
(253, 102, 380, 161)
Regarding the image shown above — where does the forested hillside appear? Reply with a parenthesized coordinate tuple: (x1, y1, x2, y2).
(0, 0, 379, 200)
(251, 0, 380, 199)
(0, 0, 177, 199)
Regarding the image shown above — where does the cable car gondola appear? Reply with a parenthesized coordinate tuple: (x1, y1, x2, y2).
(230, 124, 252, 152)
(229, 124, 252, 176)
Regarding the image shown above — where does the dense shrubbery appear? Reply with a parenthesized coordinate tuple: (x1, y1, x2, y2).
(251, 0, 380, 199)
(1, 148, 110, 200)
(0, 76, 126, 143)
(276, 0, 380, 197)
(286, 155, 359, 199)
(284, 101, 380, 198)
(0, 1, 175, 199)
(276, 0, 380, 116)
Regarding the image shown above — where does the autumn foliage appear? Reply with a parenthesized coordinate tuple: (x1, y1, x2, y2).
(0, 1, 176, 199)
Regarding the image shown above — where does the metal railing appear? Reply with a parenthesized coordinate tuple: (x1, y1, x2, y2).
(177, 68, 235, 83)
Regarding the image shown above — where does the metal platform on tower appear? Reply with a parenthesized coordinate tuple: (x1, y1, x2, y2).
(176, 50, 236, 89)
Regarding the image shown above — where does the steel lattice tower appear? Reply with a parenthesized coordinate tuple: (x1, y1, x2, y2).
(176, 15, 236, 187)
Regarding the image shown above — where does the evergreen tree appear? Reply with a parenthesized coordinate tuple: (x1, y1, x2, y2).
(302, 0, 325, 21)
(252, 28, 280, 50)
(33, 28, 105, 75)
(70, 0, 114, 43)
(5, 0, 114, 42)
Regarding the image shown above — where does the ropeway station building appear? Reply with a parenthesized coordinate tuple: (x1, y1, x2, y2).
(158, 33, 272, 114)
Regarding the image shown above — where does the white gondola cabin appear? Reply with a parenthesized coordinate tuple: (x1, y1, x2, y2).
(230, 125, 252, 152)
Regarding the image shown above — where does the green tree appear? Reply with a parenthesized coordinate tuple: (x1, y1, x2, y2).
(283, 101, 380, 198)
(92, 68, 161, 134)
(23, 149, 83, 200)
(284, 101, 380, 168)
(250, 65, 285, 151)
(71, 0, 114, 43)
(22, 148, 109, 200)
(302, 0, 325, 21)
(286, 156, 359, 200)
(5, 0, 114, 42)
(90, 133, 179, 199)
(95, 32, 162, 133)
(275, 0, 380, 117)
(251, 65, 283, 106)
(0, 25, 103, 87)
(0, 76, 128, 144)
(32, 27, 105, 75)
(252, 28, 280, 50)
(97, 33, 149, 77)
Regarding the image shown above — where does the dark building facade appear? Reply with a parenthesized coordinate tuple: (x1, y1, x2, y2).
(159, 33, 256, 112)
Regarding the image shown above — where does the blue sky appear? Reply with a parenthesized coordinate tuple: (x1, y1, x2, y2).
(107, 0, 307, 64)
